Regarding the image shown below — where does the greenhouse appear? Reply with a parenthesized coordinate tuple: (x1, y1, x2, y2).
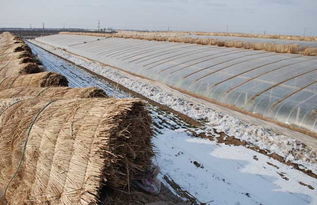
(36, 34, 317, 135)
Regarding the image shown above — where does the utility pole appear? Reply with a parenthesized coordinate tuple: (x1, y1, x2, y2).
(303, 27, 307, 37)
(42, 22, 45, 35)
(97, 20, 100, 32)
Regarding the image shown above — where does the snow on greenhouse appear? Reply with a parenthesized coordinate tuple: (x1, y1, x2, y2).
(35, 34, 317, 136)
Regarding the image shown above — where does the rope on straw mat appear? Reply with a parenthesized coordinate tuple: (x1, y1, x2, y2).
(1, 100, 56, 202)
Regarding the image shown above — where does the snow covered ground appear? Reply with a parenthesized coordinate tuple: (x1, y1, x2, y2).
(28, 41, 317, 205)
(155, 129, 316, 205)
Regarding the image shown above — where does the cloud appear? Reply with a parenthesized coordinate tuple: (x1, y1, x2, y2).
(258, 0, 296, 6)
(196, 0, 227, 7)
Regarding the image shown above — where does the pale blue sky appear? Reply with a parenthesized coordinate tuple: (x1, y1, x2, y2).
(0, 0, 316, 36)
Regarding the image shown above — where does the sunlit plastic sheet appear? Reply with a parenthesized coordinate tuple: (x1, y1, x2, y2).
(36, 34, 317, 134)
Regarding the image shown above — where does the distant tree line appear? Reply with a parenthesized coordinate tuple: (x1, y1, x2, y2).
(0, 28, 117, 39)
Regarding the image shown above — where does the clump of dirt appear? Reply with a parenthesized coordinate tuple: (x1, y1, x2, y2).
(277, 172, 289, 181)
(191, 161, 204, 169)
(298, 182, 314, 190)
(266, 162, 279, 169)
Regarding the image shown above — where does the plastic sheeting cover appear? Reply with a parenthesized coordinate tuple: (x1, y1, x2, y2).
(36, 34, 317, 134)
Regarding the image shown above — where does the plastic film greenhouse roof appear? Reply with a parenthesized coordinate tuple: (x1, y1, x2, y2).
(36, 34, 317, 135)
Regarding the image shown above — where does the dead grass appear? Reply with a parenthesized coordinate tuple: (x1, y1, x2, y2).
(0, 72, 69, 89)
(0, 32, 155, 205)
(0, 87, 108, 98)
(194, 31, 317, 42)
(0, 32, 42, 78)
(0, 98, 153, 204)
(60, 31, 317, 56)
